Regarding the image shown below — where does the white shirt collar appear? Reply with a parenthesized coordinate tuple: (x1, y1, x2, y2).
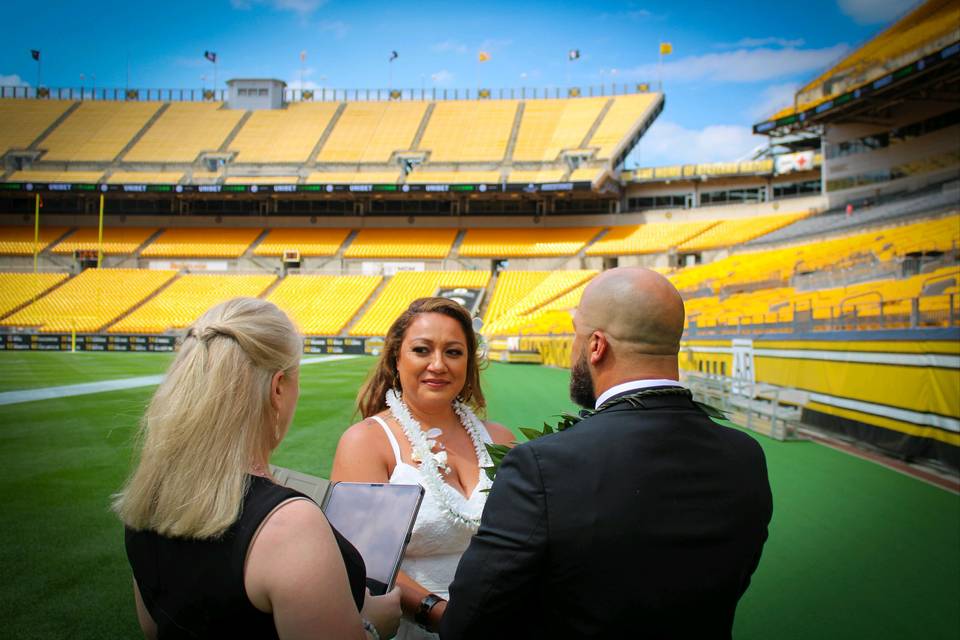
(595, 378, 686, 409)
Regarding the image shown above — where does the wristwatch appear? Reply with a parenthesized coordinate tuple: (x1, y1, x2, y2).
(415, 593, 444, 629)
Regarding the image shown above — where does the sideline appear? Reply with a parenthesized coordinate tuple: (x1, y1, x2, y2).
(0, 354, 359, 406)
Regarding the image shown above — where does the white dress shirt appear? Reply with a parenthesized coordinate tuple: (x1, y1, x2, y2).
(594, 378, 687, 410)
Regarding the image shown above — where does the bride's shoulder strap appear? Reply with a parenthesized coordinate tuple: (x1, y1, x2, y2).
(370, 415, 403, 467)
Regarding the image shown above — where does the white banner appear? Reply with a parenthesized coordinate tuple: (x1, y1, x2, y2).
(362, 262, 425, 276)
(148, 260, 228, 271)
(775, 151, 815, 174)
(731, 338, 756, 397)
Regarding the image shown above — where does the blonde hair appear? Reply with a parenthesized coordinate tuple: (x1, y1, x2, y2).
(113, 297, 301, 539)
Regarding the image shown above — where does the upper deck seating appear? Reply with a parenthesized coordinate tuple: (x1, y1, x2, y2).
(253, 228, 349, 257)
(0, 99, 74, 155)
(317, 101, 428, 163)
(512, 97, 607, 162)
(343, 228, 457, 259)
(0, 226, 71, 255)
(50, 227, 156, 255)
(586, 220, 718, 255)
(228, 102, 340, 163)
(459, 227, 601, 257)
(418, 100, 519, 162)
(140, 228, 263, 258)
(124, 102, 245, 163)
(40, 101, 162, 162)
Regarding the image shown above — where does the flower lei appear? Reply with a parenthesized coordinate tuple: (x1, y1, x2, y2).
(385, 388, 492, 530)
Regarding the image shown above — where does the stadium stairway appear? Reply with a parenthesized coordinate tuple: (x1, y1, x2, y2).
(113, 103, 171, 163)
(477, 270, 500, 323)
(218, 110, 253, 154)
(409, 103, 436, 152)
(502, 103, 525, 163)
(305, 103, 347, 166)
(100, 271, 181, 333)
(448, 229, 468, 259)
(29, 102, 82, 152)
(579, 98, 615, 149)
(341, 274, 390, 336)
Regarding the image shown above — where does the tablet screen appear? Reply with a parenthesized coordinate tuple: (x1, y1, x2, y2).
(322, 482, 424, 595)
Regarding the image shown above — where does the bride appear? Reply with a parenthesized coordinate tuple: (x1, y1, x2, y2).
(331, 297, 514, 638)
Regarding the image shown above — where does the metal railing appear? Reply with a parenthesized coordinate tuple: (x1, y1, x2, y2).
(686, 292, 959, 336)
(0, 82, 656, 103)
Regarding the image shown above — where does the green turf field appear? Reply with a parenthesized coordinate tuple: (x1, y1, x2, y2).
(0, 351, 957, 639)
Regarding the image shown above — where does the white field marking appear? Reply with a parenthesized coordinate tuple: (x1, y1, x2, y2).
(0, 354, 359, 406)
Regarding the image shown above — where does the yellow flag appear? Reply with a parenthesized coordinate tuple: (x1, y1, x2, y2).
(659, 42, 672, 56)
(478, 51, 491, 62)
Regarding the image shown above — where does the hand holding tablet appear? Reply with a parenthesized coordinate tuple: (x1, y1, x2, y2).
(322, 482, 424, 595)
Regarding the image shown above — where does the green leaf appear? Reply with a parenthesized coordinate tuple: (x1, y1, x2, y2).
(519, 427, 545, 441)
(542, 422, 554, 435)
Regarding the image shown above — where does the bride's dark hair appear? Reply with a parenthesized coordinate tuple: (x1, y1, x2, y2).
(357, 297, 486, 419)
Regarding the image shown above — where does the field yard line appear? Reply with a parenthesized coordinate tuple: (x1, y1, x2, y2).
(0, 354, 360, 406)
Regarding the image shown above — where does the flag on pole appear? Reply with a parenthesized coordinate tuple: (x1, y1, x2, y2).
(568, 49, 580, 61)
(478, 51, 491, 62)
(204, 50, 217, 63)
(659, 42, 672, 56)
(30, 49, 41, 61)
(300, 50, 307, 62)
(389, 50, 399, 62)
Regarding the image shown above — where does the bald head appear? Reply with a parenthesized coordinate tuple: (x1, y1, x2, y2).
(576, 267, 685, 357)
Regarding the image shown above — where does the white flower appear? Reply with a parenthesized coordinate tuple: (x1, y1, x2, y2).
(434, 450, 448, 467)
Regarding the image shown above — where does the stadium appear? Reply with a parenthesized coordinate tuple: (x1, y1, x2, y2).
(0, 0, 957, 637)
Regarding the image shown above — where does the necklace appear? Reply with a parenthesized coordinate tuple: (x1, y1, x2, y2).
(385, 388, 492, 530)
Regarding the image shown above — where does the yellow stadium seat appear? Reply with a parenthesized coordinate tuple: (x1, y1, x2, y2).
(418, 100, 519, 162)
(0, 272, 69, 317)
(0, 226, 72, 255)
(0, 268, 176, 333)
(512, 97, 607, 162)
(253, 228, 349, 257)
(0, 100, 74, 155)
(350, 271, 489, 336)
(344, 228, 457, 259)
(228, 102, 340, 163)
(110, 273, 276, 333)
(141, 228, 263, 258)
(267, 274, 383, 335)
(318, 101, 428, 163)
(40, 101, 163, 162)
(50, 227, 156, 255)
(124, 102, 245, 163)
(587, 220, 718, 256)
(459, 228, 601, 258)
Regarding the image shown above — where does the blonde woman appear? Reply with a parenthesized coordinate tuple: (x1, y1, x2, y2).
(114, 297, 400, 640)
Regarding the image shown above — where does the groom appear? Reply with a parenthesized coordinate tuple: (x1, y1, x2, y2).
(441, 267, 772, 639)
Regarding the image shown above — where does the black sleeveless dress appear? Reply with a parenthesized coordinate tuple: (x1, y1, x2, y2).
(125, 475, 366, 639)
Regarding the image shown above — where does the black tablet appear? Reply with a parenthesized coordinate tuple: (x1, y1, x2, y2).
(321, 482, 424, 595)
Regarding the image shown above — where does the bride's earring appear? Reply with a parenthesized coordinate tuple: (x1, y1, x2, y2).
(274, 411, 281, 442)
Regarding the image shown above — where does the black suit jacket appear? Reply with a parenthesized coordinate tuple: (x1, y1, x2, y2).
(440, 389, 772, 639)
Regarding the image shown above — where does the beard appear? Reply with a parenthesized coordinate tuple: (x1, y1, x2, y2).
(569, 347, 596, 409)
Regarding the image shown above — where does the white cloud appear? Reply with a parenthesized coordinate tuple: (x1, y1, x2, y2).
(750, 82, 801, 120)
(478, 38, 512, 53)
(318, 19, 348, 39)
(0, 74, 30, 87)
(630, 120, 766, 166)
(432, 40, 468, 55)
(230, 0, 326, 16)
(430, 70, 454, 85)
(286, 78, 321, 90)
(718, 37, 806, 49)
(837, 0, 914, 25)
(623, 44, 849, 83)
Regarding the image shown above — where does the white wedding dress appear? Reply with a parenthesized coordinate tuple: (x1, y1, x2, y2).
(370, 415, 493, 640)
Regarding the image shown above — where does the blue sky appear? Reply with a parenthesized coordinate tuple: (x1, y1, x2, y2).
(1, 0, 917, 166)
